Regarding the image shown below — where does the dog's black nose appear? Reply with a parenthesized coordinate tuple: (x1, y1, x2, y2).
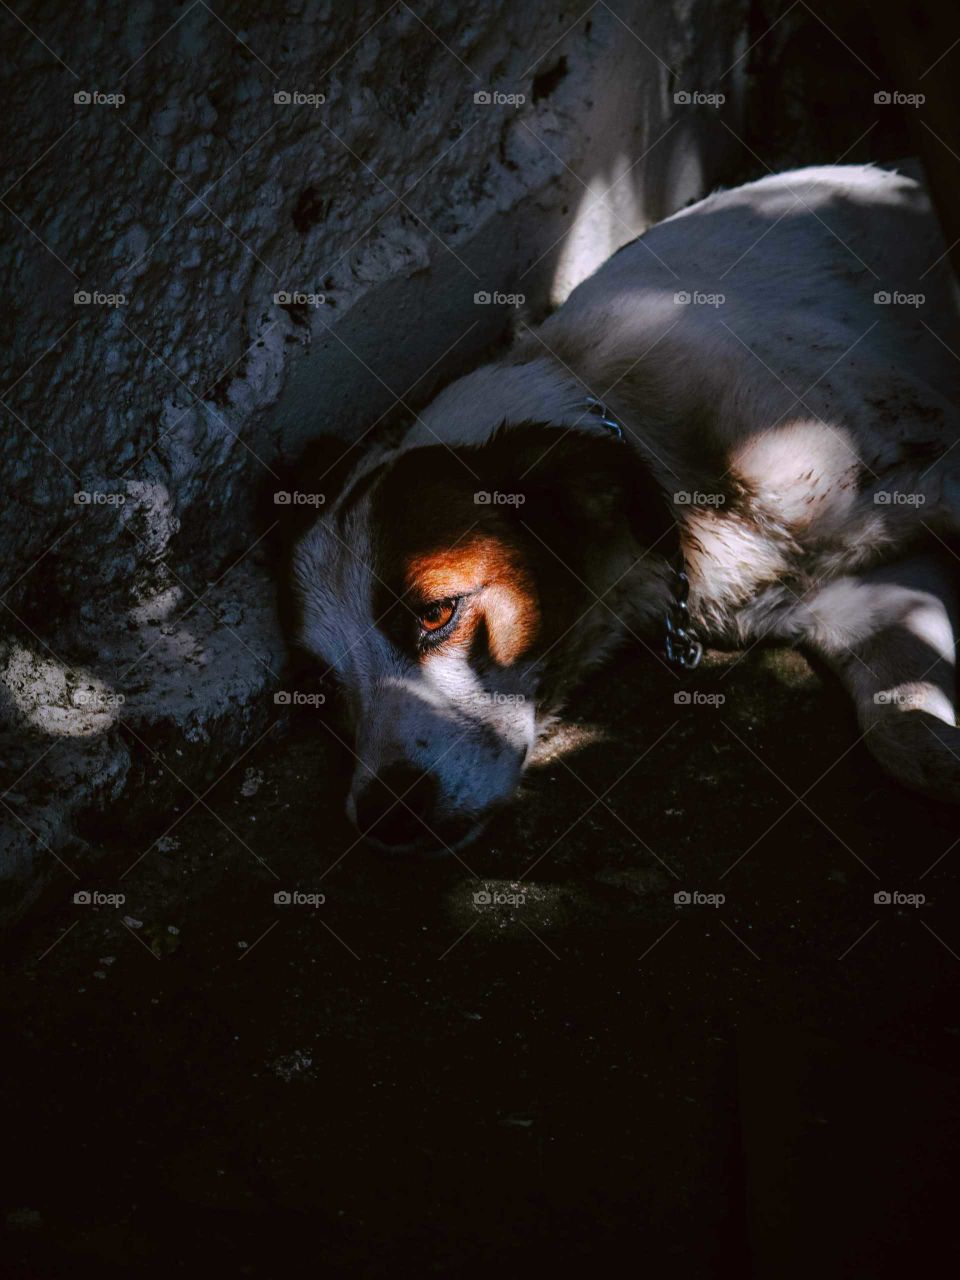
(354, 765, 438, 848)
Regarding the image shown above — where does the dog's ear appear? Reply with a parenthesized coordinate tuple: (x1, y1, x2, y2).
(257, 433, 359, 563)
(260, 433, 360, 643)
(471, 422, 676, 555)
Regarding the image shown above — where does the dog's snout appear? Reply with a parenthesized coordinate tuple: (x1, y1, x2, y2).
(354, 764, 438, 848)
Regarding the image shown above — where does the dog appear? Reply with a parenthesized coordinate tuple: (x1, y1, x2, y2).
(290, 161, 960, 852)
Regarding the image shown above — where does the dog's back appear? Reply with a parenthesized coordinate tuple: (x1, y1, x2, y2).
(533, 162, 960, 456)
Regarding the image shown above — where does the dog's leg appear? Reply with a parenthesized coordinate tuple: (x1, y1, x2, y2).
(791, 553, 960, 801)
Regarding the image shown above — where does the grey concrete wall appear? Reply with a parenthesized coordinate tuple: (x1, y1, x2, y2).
(0, 0, 749, 922)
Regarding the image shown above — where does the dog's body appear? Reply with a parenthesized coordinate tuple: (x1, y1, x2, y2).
(293, 162, 960, 848)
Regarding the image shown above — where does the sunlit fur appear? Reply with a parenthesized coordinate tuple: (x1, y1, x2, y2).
(405, 537, 541, 666)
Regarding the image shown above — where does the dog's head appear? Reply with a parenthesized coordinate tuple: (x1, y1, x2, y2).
(290, 423, 673, 853)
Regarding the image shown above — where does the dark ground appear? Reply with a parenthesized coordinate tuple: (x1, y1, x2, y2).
(3, 638, 960, 1276)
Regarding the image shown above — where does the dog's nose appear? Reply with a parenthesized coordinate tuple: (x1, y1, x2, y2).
(354, 764, 438, 848)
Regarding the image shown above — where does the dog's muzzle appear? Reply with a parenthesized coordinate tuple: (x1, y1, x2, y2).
(353, 764, 478, 853)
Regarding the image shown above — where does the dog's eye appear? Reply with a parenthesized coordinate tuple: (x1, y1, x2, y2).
(418, 597, 458, 635)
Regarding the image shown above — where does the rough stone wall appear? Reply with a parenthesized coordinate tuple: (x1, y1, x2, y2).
(0, 0, 748, 921)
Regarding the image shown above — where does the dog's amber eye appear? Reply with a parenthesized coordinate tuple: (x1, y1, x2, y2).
(419, 598, 457, 633)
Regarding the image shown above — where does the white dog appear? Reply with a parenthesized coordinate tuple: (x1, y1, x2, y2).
(292, 162, 960, 851)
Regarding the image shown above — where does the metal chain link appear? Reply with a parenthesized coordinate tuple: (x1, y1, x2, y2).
(664, 570, 703, 671)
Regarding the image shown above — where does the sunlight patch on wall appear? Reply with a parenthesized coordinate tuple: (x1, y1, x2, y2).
(550, 155, 647, 305)
(1, 643, 121, 737)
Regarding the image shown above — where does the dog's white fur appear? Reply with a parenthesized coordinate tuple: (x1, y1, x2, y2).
(294, 162, 960, 844)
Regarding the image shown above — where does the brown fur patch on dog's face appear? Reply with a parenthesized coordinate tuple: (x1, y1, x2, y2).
(372, 443, 549, 671)
(403, 534, 540, 666)
(370, 423, 674, 674)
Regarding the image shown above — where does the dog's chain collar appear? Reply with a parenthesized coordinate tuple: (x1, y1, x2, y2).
(582, 396, 703, 672)
(664, 569, 703, 670)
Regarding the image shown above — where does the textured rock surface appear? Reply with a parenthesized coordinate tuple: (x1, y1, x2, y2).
(0, 0, 749, 921)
